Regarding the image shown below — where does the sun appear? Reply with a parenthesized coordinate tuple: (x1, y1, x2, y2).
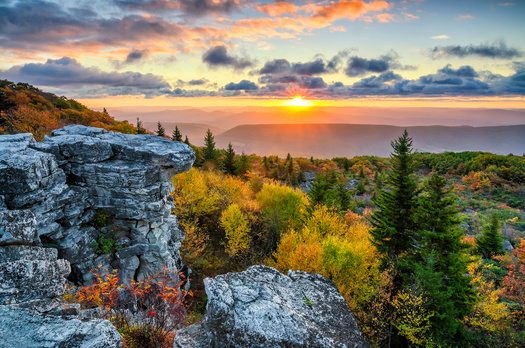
(284, 97, 312, 107)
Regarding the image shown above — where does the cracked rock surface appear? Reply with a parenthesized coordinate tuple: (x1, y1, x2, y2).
(174, 265, 369, 348)
(0, 125, 195, 285)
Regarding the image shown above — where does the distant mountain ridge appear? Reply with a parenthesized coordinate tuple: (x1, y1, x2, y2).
(214, 124, 525, 158)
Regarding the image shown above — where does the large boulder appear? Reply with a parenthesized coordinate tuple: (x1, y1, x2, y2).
(0, 125, 195, 285)
(174, 265, 368, 348)
(0, 305, 122, 348)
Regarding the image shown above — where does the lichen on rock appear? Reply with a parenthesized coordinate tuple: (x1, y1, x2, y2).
(175, 265, 369, 348)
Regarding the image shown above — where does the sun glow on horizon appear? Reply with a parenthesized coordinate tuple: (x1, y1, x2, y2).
(283, 97, 313, 107)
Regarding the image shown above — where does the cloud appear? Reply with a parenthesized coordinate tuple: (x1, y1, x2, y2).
(432, 35, 450, 40)
(202, 45, 254, 70)
(345, 56, 391, 76)
(353, 71, 403, 88)
(498, 2, 515, 6)
(437, 64, 478, 78)
(2, 57, 171, 96)
(259, 75, 327, 89)
(115, 0, 241, 16)
(243, 64, 525, 98)
(176, 78, 210, 87)
(113, 49, 150, 69)
(312, 0, 392, 23)
(457, 15, 474, 19)
(257, 52, 348, 76)
(224, 80, 259, 91)
(178, 0, 240, 17)
(257, 1, 298, 16)
(430, 40, 523, 59)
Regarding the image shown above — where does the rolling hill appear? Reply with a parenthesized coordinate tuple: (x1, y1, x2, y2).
(214, 124, 525, 158)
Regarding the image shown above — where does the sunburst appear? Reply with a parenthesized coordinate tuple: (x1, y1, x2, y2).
(284, 96, 312, 107)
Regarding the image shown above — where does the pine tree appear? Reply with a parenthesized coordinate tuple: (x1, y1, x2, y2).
(223, 142, 236, 175)
(172, 125, 182, 141)
(369, 130, 419, 346)
(476, 214, 504, 259)
(203, 128, 216, 161)
(156, 121, 165, 137)
(136, 117, 147, 134)
(412, 174, 475, 344)
(184, 136, 190, 145)
(370, 130, 419, 268)
(236, 152, 250, 177)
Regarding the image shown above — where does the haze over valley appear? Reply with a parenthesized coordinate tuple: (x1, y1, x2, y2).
(109, 106, 525, 157)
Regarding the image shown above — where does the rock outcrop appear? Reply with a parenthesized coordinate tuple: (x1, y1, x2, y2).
(174, 265, 369, 348)
(0, 125, 195, 284)
(0, 209, 122, 347)
(0, 305, 122, 348)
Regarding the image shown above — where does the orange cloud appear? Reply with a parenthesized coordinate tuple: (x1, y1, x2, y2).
(312, 0, 392, 22)
(376, 13, 395, 23)
(257, 2, 298, 16)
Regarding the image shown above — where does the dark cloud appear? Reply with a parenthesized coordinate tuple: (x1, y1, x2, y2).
(2, 57, 171, 96)
(353, 71, 403, 88)
(259, 59, 292, 74)
(113, 49, 150, 69)
(345, 56, 390, 77)
(202, 46, 254, 70)
(126, 49, 149, 63)
(257, 52, 347, 76)
(430, 40, 523, 59)
(0, 0, 87, 41)
(114, 0, 241, 16)
(258, 75, 327, 89)
(437, 64, 478, 78)
(292, 59, 329, 76)
(224, 80, 259, 91)
(246, 64, 525, 98)
(344, 52, 415, 77)
(179, 0, 240, 17)
(176, 78, 209, 87)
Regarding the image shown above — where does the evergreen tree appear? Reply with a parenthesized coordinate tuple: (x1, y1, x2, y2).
(370, 130, 419, 268)
(172, 125, 182, 141)
(203, 128, 216, 161)
(358, 166, 366, 179)
(236, 152, 251, 177)
(184, 135, 190, 145)
(355, 180, 366, 195)
(136, 117, 147, 134)
(369, 130, 419, 347)
(412, 175, 475, 344)
(156, 121, 165, 137)
(261, 156, 270, 175)
(476, 214, 504, 259)
(223, 142, 236, 175)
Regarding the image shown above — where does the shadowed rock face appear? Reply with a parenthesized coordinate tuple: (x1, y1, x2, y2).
(0, 125, 195, 285)
(0, 209, 122, 347)
(174, 265, 369, 348)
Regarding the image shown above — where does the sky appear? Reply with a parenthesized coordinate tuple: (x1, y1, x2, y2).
(1, 0, 524, 108)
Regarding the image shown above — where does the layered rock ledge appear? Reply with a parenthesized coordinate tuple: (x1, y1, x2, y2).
(174, 265, 369, 348)
(0, 125, 195, 284)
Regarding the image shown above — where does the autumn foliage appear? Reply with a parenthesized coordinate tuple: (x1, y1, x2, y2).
(70, 267, 191, 348)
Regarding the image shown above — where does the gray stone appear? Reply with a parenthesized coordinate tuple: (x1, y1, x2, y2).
(0, 246, 70, 305)
(174, 265, 368, 348)
(0, 305, 122, 348)
(503, 240, 514, 253)
(117, 255, 140, 285)
(0, 125, 194, 286)
(0, 210, 38, 245)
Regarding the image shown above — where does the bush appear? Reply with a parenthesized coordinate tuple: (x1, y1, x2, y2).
(72, 267, 191, 348)
(91, 228, 122, 255)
